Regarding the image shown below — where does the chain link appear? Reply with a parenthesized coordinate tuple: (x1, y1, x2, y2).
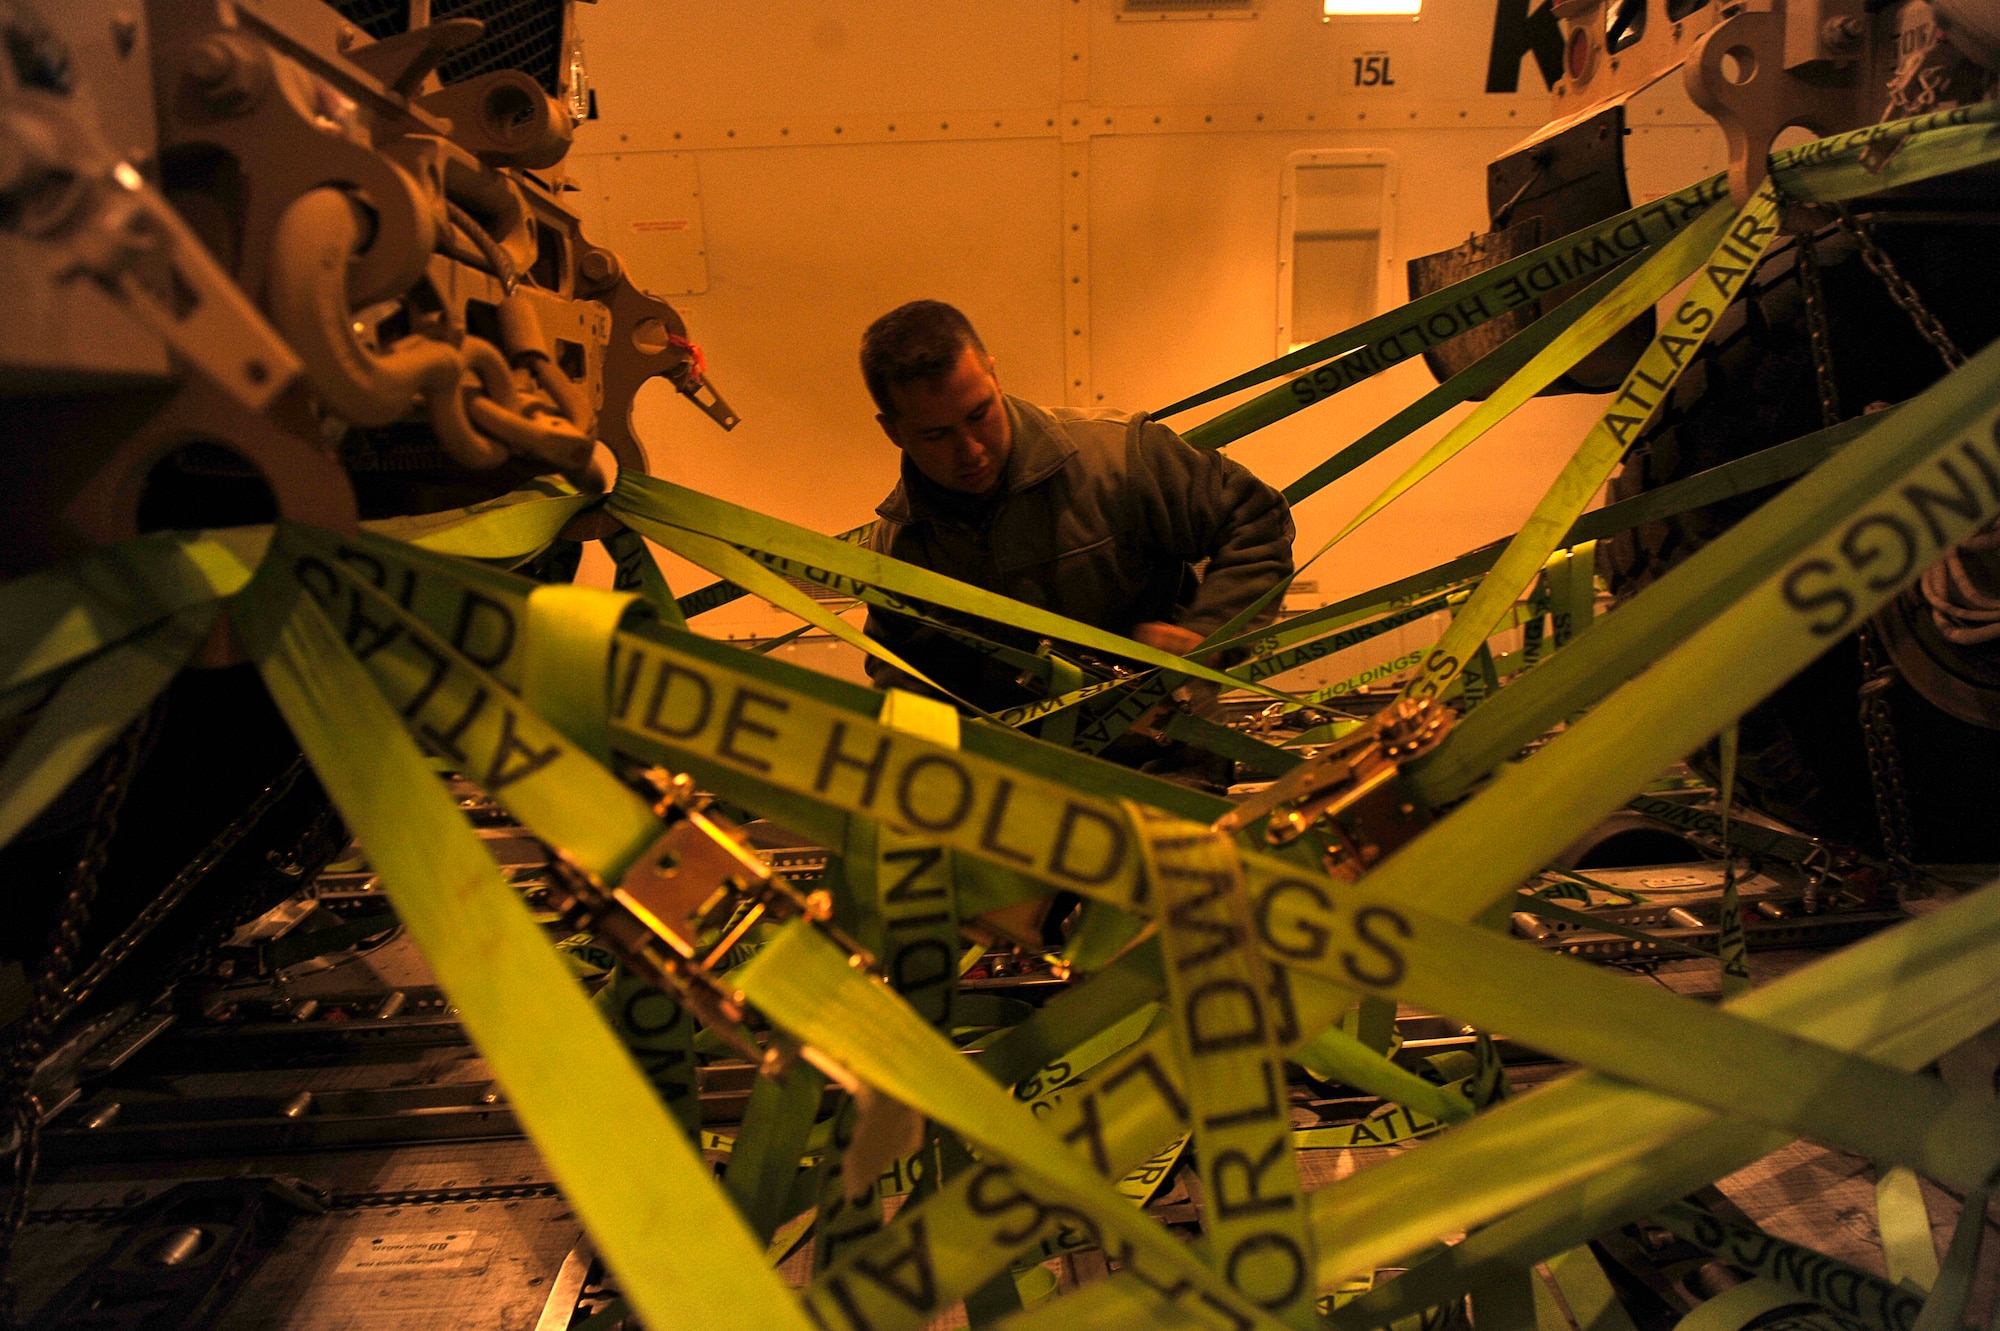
(0, 712, 155, 1330)
(1882, 22, 1949, 122)
(1823, 204, 1969, 887)
(328, 1182, 565, 1211)
(61, 756, 311, 1015)
(158, 802, 347, 1006)
(0, 752, 339, 1327)
(1795, 228, 1842, 430)
(1794, 226, 1924, 890)
(1832, 205, 1966, 371)
(22, 1181, 566, 1227)
(1854, 624, 1920, 892)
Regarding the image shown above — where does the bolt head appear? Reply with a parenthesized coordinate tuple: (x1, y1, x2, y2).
(184, 35, 267, 114)
(185, 37, 235, 86)
(1822, 14, 1864, 49)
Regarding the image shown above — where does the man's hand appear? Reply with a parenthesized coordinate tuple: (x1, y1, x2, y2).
(1131, 621, 1205, 658)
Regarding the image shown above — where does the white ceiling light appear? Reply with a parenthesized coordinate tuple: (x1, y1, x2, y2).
(1324, 0, 1422, 15)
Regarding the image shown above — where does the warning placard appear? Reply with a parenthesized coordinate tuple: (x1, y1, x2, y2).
(335, 1230, 482, 1275)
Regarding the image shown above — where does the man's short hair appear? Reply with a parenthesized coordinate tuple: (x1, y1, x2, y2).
(860, 300, 987, 419)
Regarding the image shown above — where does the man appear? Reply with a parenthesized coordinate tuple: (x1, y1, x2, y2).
(859, 300, 1294, 729)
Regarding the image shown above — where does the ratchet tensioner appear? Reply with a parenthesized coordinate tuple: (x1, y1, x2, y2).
(543, 769, 872, 1064)
(1216, 696, 1453, 880)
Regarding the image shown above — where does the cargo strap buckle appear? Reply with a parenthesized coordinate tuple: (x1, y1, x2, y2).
(543, 769, 871, 1062)
(1215, 697, 1453, 878)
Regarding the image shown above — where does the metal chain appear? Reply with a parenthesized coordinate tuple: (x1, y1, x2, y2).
(61, 756, 311, 1014)
(329, 1182, 565, 1211)
(1, 759, 338, 1326)
(1819, 206, 1964, 889)
(1832, 205, 1966, 371)
(23, 1181, 565, 1227)
(0, 713, 154, 1330)
(1855, 624, 1920, 892)
(1795, 227, 1842, 430)
(1795, 226, 1923, 888)
(1881, 23, 1948, 122)
(159, 801, 347, 1006)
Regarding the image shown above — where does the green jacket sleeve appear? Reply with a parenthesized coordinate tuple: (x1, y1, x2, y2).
(1125, 415, 1295, 640)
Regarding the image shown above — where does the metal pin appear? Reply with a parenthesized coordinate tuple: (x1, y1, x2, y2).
(1511, 912, 1552, 942)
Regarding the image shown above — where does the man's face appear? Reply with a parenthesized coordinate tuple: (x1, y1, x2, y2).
(878, 345, 1013, 495)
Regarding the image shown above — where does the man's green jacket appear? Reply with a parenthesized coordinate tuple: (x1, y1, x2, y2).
(863, 395, 1294, 711)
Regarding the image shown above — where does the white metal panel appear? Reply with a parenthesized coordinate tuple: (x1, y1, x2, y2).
(587, 152, 711, 296)
(578, 0, 1064, 123)
(1292, 157, 1389, 234)
(1278, 149, 1397, 351)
